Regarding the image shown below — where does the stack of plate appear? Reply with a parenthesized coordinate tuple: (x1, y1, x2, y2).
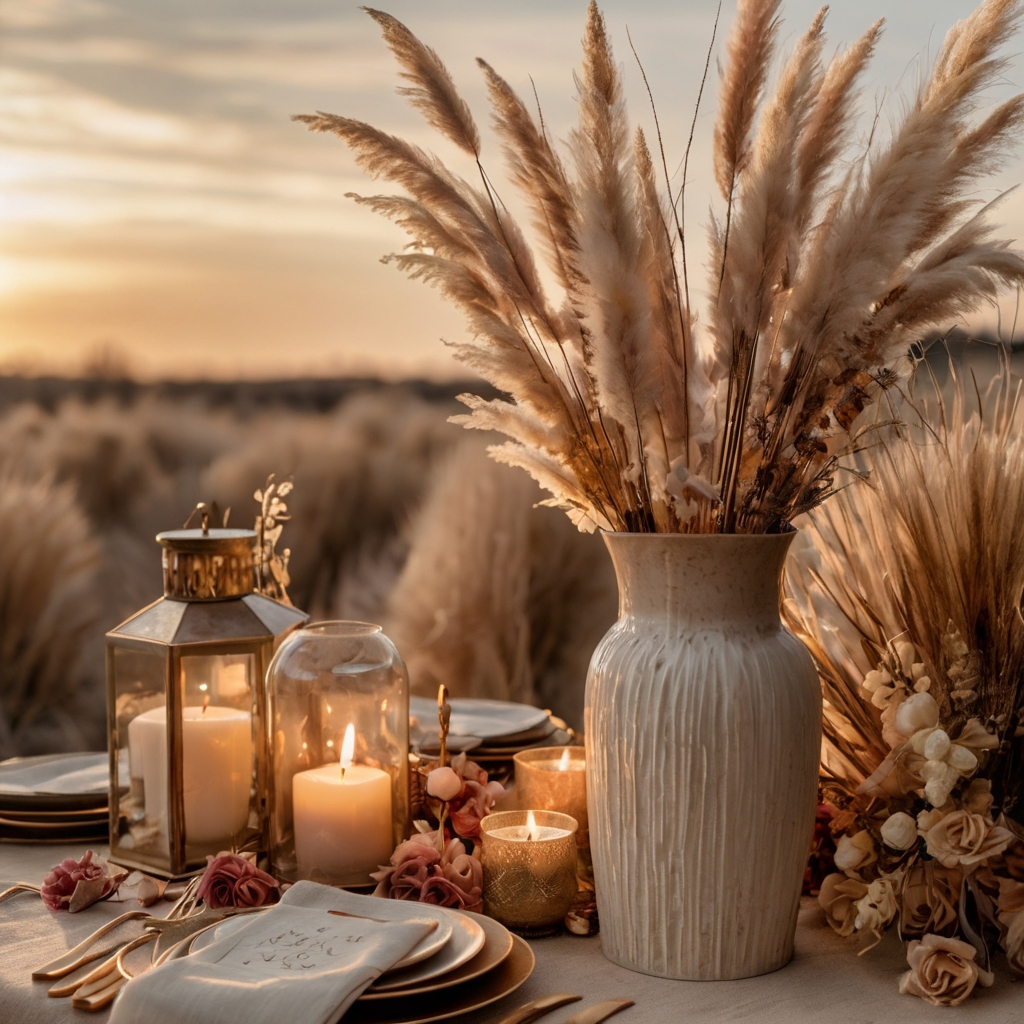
(410, 697, 574, 782)
(0, 752, 112, 843)
(188, 898, 534, 1024)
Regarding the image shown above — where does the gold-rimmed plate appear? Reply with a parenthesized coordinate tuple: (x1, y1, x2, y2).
(366, 909, 486, 994)
(345, 933, 534, 1024)
(360, 912, 513, 1000)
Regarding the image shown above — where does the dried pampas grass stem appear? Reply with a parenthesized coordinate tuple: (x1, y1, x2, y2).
(298, 0, 1024, 535)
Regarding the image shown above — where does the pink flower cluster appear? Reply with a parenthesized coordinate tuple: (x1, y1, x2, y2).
(41, 850, 122, 913)
(434, 753, 504, 841)
(196, 852, 280, 909)
(372, 831, 483, 912)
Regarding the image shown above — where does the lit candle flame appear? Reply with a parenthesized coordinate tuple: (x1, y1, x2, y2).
(340, 723, 355, 782)
(526, 810, 541, 842)
(558, 749, 571, 772)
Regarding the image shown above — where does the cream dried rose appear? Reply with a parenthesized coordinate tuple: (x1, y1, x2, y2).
(900, 861, 961, 938)
(818, 873, 867, 937)
(833, 830, 877, 877)
(899, 934, 993, 1006)
(924, 810, 1014, 870)
(854, 878, 898, 950)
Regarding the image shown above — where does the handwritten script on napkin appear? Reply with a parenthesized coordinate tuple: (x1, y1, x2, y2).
(223, 917, 372, 974)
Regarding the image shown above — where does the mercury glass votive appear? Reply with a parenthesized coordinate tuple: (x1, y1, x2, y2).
(480, 810, 578, 935)
(514, 747, 588, 841)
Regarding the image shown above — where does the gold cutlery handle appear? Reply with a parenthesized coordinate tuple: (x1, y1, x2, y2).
(563, 1000, 635, 1024)
(32, 911, 151, 979)
(493, 994, 582, 1024)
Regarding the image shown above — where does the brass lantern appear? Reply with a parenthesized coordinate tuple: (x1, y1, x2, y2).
(106, 525, 307, 877)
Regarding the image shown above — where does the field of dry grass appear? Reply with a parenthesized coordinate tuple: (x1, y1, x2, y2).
(0, 377, 615, 757)
(1, 341, 1017, 758)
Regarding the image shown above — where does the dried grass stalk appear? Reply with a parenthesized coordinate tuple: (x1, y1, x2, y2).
(0, 468, 99, 757)
(298, 0, 1024, 534)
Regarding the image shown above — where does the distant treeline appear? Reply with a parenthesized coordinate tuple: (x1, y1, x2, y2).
(0, 374, 499, 416)
(0, 331, 1018, 416)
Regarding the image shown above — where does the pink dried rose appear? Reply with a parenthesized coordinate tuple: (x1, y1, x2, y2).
(196, 852, 279, 909)
(41, 850, 125, 913)
(372, 830, 483, 912)
(899, 933, 993, 1006)
(446, 755, 504, 840)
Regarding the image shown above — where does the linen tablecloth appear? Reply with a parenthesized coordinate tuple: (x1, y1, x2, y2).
(1, 843, 1021, 1024)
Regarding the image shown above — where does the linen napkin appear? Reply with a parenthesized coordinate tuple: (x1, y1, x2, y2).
(108, 886, 435, 1024)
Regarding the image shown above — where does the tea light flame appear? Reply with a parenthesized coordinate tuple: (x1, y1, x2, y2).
(526, 809, 541, 841)
(340, 722, 355, 782)
(558, 749, 571, 771)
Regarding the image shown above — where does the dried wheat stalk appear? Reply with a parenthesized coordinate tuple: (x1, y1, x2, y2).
(297, 0, 1024, 534)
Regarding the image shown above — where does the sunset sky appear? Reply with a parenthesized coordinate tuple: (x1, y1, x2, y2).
(3, 0, 1024, 381)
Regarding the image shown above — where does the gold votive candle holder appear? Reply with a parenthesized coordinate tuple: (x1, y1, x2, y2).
(480, 810, 578, 935)
(514, 746, 588, 842)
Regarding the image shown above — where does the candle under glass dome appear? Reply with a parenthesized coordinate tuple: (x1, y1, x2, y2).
(266, 621, 409, 886)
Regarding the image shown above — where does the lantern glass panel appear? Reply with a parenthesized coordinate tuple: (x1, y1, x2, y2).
(267, 621, 409, 886)
(111, 646, 167, 859)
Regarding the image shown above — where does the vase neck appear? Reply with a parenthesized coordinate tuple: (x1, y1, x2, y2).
(602, 533, 794, 630)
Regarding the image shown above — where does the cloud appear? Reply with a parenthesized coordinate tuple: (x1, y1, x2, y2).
(1, 0, 1022, 379)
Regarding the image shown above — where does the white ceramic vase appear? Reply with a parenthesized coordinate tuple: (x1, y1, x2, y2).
(585, 532, 821, 980)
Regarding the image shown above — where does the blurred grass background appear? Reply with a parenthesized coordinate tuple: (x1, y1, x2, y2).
(0, 372, 618, 757)
(0, 336, 1018, 759)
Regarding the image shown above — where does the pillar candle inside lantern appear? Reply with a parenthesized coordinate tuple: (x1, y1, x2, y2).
(127, 704, 253, 845)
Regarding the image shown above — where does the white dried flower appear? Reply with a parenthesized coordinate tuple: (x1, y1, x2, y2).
(923, 729, 951, 760)
(895, 692, 940, 737)
(834, 830, 878, 876)
(862, 668, 892, 694)
(895, 640, 917, 678)
(947, 744, 979, 773)
(881, 811, 918, 851)
(918, 807, 947, 832)
(426, 766, 462, 801)
(855, 878, 898, 948)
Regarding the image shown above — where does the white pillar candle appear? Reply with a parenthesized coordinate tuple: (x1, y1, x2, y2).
(129, 705, 253, 845)
(292, 763, 393, 884)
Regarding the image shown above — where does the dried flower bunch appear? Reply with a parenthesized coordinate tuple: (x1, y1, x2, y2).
(373, 686, 500, 911)
(786, 360, 1024, 1004)
(254, 474, 294, 603)
(297, 0, 1024, 533)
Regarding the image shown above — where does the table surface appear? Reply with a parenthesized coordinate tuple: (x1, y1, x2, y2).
(1, 843, 1021, 1024)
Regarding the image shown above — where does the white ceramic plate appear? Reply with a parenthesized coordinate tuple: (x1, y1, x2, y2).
(0, 752, 128, 810)
(409, 699, 549, 741)
(191, 899, 454, 972)
(366, 908, 485, 993)
(362, 912, 509, 999)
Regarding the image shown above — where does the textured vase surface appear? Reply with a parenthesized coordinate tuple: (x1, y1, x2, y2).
(585, 532, 821, 981)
